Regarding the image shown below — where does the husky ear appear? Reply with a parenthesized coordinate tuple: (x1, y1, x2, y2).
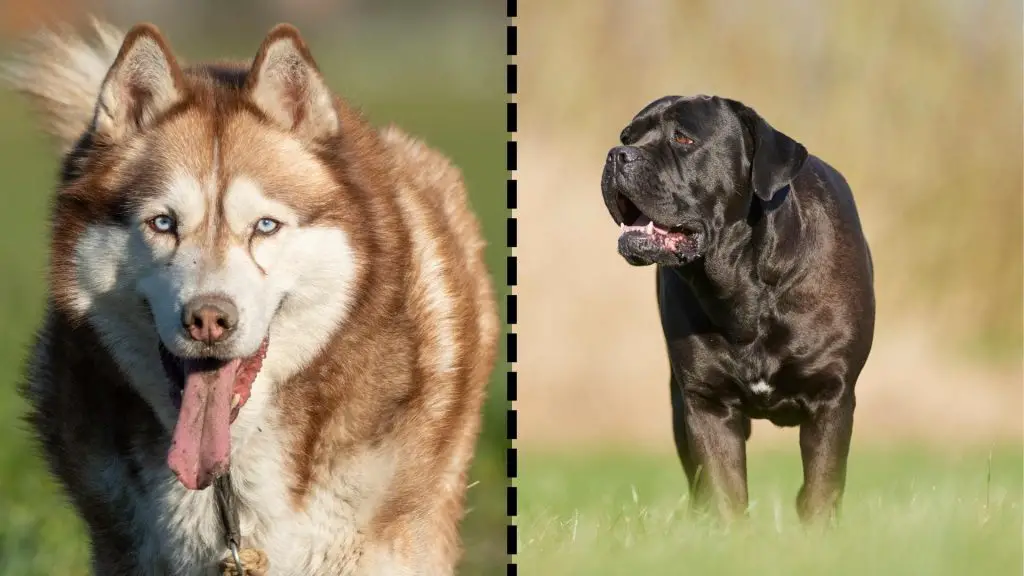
(730, 100, 808, 202)
(94, 24, 185, 141)
(245, 24, 339, 141)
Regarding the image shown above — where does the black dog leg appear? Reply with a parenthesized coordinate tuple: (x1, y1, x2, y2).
(670, 376, 700, 494)
(797, 390, 855, 524)
(681, 391, 749, 519)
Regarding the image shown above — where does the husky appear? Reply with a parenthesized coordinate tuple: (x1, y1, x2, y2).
(5, 20, 498, 576)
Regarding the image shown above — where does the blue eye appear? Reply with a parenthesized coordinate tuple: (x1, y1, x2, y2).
(148, 214, 176, 234)
(255, 218, 281, 235)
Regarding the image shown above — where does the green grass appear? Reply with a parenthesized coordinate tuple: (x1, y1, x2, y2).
(0, 58, 507, 574)
(520, 447, 1024, 576)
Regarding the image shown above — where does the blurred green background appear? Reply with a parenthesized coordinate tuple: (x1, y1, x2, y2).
(0, 1, 506, 574)
(518, 0, 1022, 574)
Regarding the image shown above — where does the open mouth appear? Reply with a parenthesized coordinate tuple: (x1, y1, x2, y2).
(158, 337, 268, 490)
(158, 340, 267, 422)
(615, 193, 701, 255)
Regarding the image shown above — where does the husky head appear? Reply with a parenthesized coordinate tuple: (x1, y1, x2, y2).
(31, 24, 375, 490)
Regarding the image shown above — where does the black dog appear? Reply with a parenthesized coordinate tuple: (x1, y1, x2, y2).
(600, 95, 875, 523)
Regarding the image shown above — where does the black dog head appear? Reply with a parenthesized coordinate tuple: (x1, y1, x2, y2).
(600, 95, 808, 267)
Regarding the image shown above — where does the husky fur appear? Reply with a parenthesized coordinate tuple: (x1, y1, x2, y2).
(5, 19, 498, 576)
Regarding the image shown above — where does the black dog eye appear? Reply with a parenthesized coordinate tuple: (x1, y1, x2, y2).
(673, 130, 694, 146)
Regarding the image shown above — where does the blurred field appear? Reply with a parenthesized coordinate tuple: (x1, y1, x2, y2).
(0, 4, 506, 575)
(521, 447, 1023, 575)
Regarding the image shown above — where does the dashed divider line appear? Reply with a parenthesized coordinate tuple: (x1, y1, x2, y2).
(505, 0, 518, 573)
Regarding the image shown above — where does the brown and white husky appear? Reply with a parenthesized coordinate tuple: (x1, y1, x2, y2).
(5, 19, 498, 575)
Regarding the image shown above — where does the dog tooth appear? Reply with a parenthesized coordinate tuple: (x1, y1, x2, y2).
(231, 394, 240, 409)
(645, 222, 654, 234)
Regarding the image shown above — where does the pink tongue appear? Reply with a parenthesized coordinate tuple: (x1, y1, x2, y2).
(167, 358, 240, 490)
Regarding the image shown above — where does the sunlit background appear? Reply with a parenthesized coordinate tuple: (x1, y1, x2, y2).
(519, 0, 1022, 574)
(0, 1, 505, 574)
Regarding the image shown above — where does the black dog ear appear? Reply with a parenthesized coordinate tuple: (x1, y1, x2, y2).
(731, 101, 808, 202)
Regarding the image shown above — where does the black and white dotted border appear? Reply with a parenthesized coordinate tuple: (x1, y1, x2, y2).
(505, 0, 518, 574)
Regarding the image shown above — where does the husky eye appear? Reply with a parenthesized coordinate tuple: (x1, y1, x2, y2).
(148, 214, 176, 234)
(254, 218, 281, 236)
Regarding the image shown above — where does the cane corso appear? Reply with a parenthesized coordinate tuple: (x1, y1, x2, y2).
(600, 95, 875, 523)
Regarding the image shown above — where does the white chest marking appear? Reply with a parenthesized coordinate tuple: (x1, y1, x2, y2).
(749, 379, 773, 395)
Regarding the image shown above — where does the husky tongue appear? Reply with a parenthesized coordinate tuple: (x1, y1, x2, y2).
(167, 358, 241, 490)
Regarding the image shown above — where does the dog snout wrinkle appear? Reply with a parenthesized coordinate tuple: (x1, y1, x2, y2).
(182, 296, 238, 344)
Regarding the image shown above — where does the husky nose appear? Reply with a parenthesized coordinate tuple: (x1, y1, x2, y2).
(181, 296, 238, 344)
